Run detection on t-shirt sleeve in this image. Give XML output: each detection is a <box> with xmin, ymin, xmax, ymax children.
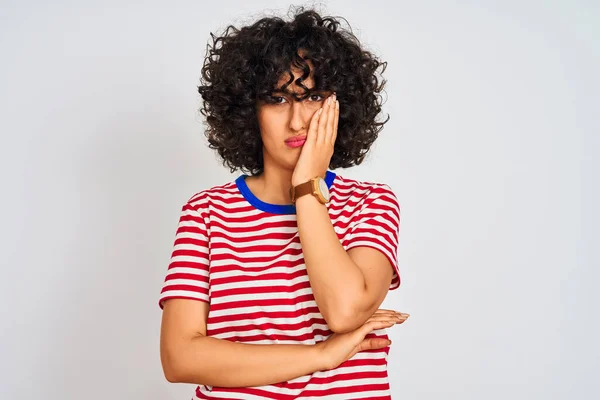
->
<box><xmin>158</xmin><ymin>200</ymin><xmax>210</xmax><ymax>309</ymax></box>
<box><xmin>345</xmin><ymin>184</ymin><xmax>401</xmax><ymax>290</ymax></box>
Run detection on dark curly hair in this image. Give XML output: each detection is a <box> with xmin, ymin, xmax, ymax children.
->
<box><xmin>197</xmin><ymin>5</ymin><xmax>390</xmax><ymax>175</ymax></box>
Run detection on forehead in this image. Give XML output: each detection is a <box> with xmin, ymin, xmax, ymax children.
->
<box><xmin>274</xmin><ymin>56</ymin><xmax>316</xmax><ymax>94</ymax></box>
<box><xmin>275</xmin><ymin>75</ymin><xmax>315</xmax><ymax>91</ymax></box>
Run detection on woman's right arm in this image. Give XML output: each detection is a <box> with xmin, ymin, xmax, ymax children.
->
<box><xmin>160</xmin><ymin>298</ymin><xmax>326</xmax><ymax>387</ymax></box>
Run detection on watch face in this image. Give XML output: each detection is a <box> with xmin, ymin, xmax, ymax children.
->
<box><xmin>318</xmin><ymin>178</ymin><xmax>330</xmax><ymax>202</ymax></box>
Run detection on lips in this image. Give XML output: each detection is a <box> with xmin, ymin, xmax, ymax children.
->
<box><xmin>285</xmin><ymin>135</ymin><xmax>307</xmax><ymax>148</ymax></box>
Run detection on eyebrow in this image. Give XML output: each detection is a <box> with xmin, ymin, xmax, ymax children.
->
<box><xmin>271</xmin><ymin>88</ymin><xmax>321</xmax><ymax>96</ymax></box>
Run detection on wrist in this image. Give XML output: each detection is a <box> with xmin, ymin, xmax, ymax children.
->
<box><xmin>291</xmin><ymin>171</ymin><xmax>326</xmax><ymax>187</ymax></box>
<box><xmin>291</xmin><ymin>176</ymin><xmax>311</xmax><ymax>187</ymax></box>
<box><xmin>311</xmin><ymin>342</ymin><xmax>331</xmax><ymax>371</ymax></box>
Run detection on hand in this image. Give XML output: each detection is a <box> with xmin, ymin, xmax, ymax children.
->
<box><xmin>315</xmin><ymin>309</ymin><xmax>410</xmax><ymax>371</ymax></box>
<box><xmin>291</xmin><ymin>93</ymin><xmax>339</xmax><ymax>187</ymax></box>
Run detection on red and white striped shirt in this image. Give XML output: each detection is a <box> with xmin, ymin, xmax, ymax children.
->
<box><xmin>159</xmin><ymin>170</ymin><xmax>401</xmax><ymax>399</ymax></box>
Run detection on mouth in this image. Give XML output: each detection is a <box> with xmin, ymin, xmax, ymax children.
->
<box><xmin>285</xmin><ymin>135</ymin><xmax>307</xmax><ymax>148</ymax></box>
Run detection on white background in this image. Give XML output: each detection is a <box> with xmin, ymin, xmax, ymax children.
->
<box><xmin>1</xmin><ymin>0</ymin><xmax>598</xmax><ymax>399</ymax></box>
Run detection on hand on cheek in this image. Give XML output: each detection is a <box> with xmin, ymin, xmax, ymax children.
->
<box><xmin>291</xmin><ymin>93</ymin><xmax>339</xmax><ymax>187</ymax></box>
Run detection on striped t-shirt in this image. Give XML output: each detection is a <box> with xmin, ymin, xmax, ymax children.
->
<box><xmin>159</xmin><ymin>170</ymin><xmax>401</xmax><ymax>399</ymax></box>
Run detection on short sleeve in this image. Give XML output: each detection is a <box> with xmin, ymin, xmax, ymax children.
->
<box><xmin>345</xmin><ymin>184</ymin><xmax>401</xmax><ymax>290</ymax></box>
<box><xmin>158</xmin><ymin>201</ymin><xmax>210</xmax><ymax>309</ymax></box>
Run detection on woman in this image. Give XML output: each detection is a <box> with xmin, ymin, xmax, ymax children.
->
<box><xmin>158</xmin><ymin>7</ymin><xmax>409</xmax><ymax>399</ymax></box>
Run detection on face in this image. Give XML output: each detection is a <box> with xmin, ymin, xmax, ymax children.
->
<box><xmin>255</xmin><ymin>58</ymin><xmax>332</xmax><ymax>173</ymax></box>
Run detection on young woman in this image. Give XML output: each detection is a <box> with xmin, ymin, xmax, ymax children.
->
<box><xmin>158</xmin><ymin>7</ymin><xmax>409</xmax><ymax>399</ymax></box>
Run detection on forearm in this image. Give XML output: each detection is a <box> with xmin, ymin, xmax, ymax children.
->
<box><xmin>295</xmin><ymin>194</ymin><xmax>369</xmax><ymax>330</ymax></box>
<box><xmin>167</xmin><ymin>335</ymin><xmax>325</xmax><ymax>387</ymax></box>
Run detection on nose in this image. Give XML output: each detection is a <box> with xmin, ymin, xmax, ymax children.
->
<box><xmin>288</xmin><ymin>100</ymin><xmax>309</xmax><ymax>133</ymax></box>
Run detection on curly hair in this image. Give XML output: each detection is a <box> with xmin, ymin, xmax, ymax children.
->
<box><xmin>197</xmin><ymin>5</ymin><xmax>390</xmax><ymax>175</ymax></box>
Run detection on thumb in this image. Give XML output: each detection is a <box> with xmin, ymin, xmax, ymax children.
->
<box><xmin>359</xmin><ymin>337</ymin><xmax>392</xmax><ymax>351</ymax></box>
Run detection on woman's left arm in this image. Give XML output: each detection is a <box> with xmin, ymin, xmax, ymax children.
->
<box><xmin>296</xmin><ymin>194</ymin><xmax>393</xmax><ymax>333</ymax></box>
<box><xmin>293</xmin><ymin>94</ymin><xmax>398</xmax><ymax>334</ymax></box>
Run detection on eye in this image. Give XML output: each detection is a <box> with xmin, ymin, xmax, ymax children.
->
<box><xmin>268</xmin><ymin>95</ymin><xmax>287</xmax><ymax>104</ymax></box>
<box><xmin>308</xmin><ymin>94</ymin><xmax>324</xmax><ymax>102</ymax></box>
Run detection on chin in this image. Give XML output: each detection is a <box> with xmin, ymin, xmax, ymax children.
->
<box><xmin>277</xmin><ymin>157</ymin><xmax>298</xmax><ymax>172</ymax></box>
<box><xmin>263</xmin><ymin>146</ymin><xmax>300</xmax><ymax>172</ymax></box>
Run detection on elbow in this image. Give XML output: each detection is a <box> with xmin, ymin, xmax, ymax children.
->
<box><xmin>161</xmin><ymin>332</ymin><xmax>211</xmax><ymax>384</ymax></box>
<box><xmin>164</xmin><ymin>370</ymin><xmax>179</xmax><ymax>384</ymax></box>
<box><xmin>162</xmin><ymin>357</ymin><xmax>182</xmax><ymax>383</ymax></box>
<box><xmin>326</xmin><ymin>309</ymin><xmax>363</xmax><ymax>334</ymax></box>
<box><xmin>323</xmin><ymin>284</ymin><xmax>372</xmax><ymax>333</ymax></box>
<box><xmin>161</xmin><ymin>346</ymin><xmax>186</xmax><ymax>383</ymax></box>
<box><xmin>328</xmin><ymin>322</ymin><xmax>354</xmax><ymax>334</ymax></box>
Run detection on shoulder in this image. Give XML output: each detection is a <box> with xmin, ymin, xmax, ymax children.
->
<box><xmin>332</xmin><ymin>173</ymin><xmax>399</xmax><ymax>208</ymax></box>
<box><xmin>183</xmin><ymin>179</ymin><xmax>241</xmax><ymax>215</ymax></box>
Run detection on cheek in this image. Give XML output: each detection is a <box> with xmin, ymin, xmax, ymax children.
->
<box><xmin>259</xmin><ymin>127</ymin><xmax>281</xmax><ymax>148</ymax></box>
<box><xmin>257</xmin><ymin>115</ymin><xmax>285</xmax><ymax>143</ymax></box>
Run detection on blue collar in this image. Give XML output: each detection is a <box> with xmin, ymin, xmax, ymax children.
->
<box><xmin>235</xmin><ymin>170</ymin><xmax>337</xmax><ymax>214</ymax></box>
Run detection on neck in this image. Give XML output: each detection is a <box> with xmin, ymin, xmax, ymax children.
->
<box><xmin>247</xmin><ymin>165</ymin><xmax>295</xmax><ymax>205</ymax></box>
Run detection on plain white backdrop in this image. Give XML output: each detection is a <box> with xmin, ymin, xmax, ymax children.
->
<box><xmin>1</xmin><ymin>0</ymin><xmax>598</xmax><ymax>399</ymax></box>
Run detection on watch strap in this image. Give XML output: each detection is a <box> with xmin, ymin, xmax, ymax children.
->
<box><xmin>290</xmin><ymin>180</ymin><xmax>315</xmax><ymax>204</ymax></box>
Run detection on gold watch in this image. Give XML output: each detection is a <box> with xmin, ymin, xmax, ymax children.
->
<box><xmin>290</xmin><ymin>176</ymin><xmax>330</xmax><ymax>204</ymax></box>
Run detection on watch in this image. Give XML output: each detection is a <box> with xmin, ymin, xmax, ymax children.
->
<box><xmin>290</xmin><ymin>176</ymin><xmax>330</xmax><ymax>204</ymax></box>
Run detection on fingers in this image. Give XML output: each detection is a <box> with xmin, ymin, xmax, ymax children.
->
<box><xmin>359</xmin><ymin>319</ymin><xmax>396</xmax><ymax>337</ymax></box>
<box><xmin>324</xmin><ymin>93</ymin><xmax>336</xmax><ymax>144</ymax></box>
<box><xmin>372</xmin><ymin>309</ymin><xmax>410</xmax><ymax>319</ymax></box>
<box><xmin>307</xmin><ymin>106</ymin><xmax>323</xmax><ymax>144</ymax></box>
<box><xmin>309</xmin><ymin>93</ymin><xmax>338</xmax><ymax>149</ymax></box>
<box><xmin>318</xmin><ymin>94</ymin><xmax>335</xmax><ymax>144</ymax></box>
<box><xmin>373</xmin><ymin>308</ymin><xmax>407</xmax><ymax>314</ymax></box>
<box><xmin>331</xmin><ymin>98</ymin><xmax>339</xmax><ymax>144</ymax></box>
<box><xmin>320</xmin><ymin>92</ymin><xmax>338</xmax><ymax>145</ymax></box>
<box><xmin>362</xmin><ymin>310</ymin><xmax>411</xmax><ymax>332</ymax></box>
<box><xmin>358</xmin><ymin>337</ymin><xmax>392</xmax><ymax>352</ymax></box>
<box><xmin>352</xmin><ymin>318</ymin><xmax>397</xmax><ymax>354</ymax></box>
<box><xmin>365</xmin><ymin>314</ymin><xmax>408</xmax><ymax>325</ymax></box>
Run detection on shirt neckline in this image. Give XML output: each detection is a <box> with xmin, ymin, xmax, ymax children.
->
<box><xmin>235</xmin><ymin>170</ymin><xmax>337</xmax><ymax>214</ymax></box>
